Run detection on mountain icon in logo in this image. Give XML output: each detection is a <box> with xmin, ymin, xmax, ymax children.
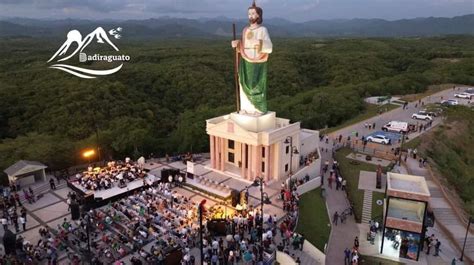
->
<box><xmin>47</xmin><ymin>27</ymin><xmax>129</xmax><ymax>79</ymax></box>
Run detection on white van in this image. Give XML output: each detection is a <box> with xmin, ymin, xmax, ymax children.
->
<box><xmin>382</xmin><ymin>121</ymin><xmax>408</xmax><ymax>133</ymax></box>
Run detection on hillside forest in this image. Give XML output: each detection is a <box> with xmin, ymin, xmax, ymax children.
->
<box><xmin>0</xmin><ymin>36</ymin><xmax>473</xmax><ymax>179</ymax></box>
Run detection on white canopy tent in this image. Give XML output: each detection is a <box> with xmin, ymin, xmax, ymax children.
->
<box><xmin>4</xmin><ymin>160</ymin><xmax>47</xmax><ymax>187</ymax></box>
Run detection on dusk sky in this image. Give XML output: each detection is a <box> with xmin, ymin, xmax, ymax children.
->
<box><xmin>0</xmin><ymin>0</ymin><xmax>472</xmax><ymax>22</ymax></box>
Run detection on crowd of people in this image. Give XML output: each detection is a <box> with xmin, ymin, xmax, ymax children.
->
<box><xmin>192</xmin><ymin>179</ymin><xmax>303</xmax><ymax>265</ymax></box>
<box><xmin>322</xmin><ymin>160</ymin><xmax>346</xmax><ymax>192</ymax></box>
<box><xmin>343</xmin><ymin>237</ymin><xmax>360</xmax><ymax>265</ymax></box>
<box><xmin>299</xmin><ymin>150</ymin><xmax>319</xmax><ymax>167</ymax></box>
<box><xmin>0</xmin><ymin>186</ymin><xmax>29</xmax><ymax>234</ymax></box>
<box><xmin>64</xmin><ymin>177</ymin><xmax>305</xmax><ymax>265</ymax></box>
<box><xmin>1</xmin><ymin>156</ymin><xmax>311</xmax><ymax>265</ymax></box>
<box><xmin>73</xmin><ymin>160</ymin><xmax>147</xmax><ymax>191</ymax></box>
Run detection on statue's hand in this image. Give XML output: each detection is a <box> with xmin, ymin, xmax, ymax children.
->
<box><xmin>231</xmin><ymin>40</ymin><xmax>240</xmax><ymax>49</ymax></box>
<box><xmin>254</xmin><ymin>43</ymin><xmax>262</xmax><ymax>53</ymax></box>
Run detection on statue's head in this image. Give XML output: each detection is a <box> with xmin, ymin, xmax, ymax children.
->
<box><xmin>248</xmin><ymin>1</ymin><xmax>263</xmax><ymax>25</ymax></box>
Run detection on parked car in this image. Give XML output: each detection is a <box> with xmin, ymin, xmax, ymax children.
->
<box><xmin>454</xmin><ymin>92</ymin><xmax>472</xmax><ymax>100</ymax></box>
<box><xmin>441</xmin><ymin>99</ymin><xmax>459</xmax><ymax>106</ymax></box>
<box><xmin>421</xmin><ymin>108</ymin><xmax>442</xmax><ymax>117</ymax></box>
<box><xmin>382</xmin><ymin>121</ymin><xmax>408</xmax><ymax>133</ymax></box>
<box><xmin>411</xmin><ymin>112</ymin><xmax>433</xmax><ymax>121</ymax></box>
<box><xmin>418</xmin><ymin>110</ymin><xmax>436</xmax><ymax>118</ymax></box>
<box><xmin>366</xmin><ymin>135</ymin><xmax>391</xmax><ymax>145</ymax></box>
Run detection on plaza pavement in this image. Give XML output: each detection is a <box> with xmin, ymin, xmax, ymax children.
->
<box><xmin>0</xmin><ymin>179</ymin><xmax>72</xmax><ymax>263</ymax></box>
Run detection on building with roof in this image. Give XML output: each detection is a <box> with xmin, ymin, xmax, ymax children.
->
<box><xmin>380</xmin><ymin>172</ymin><xmax>431</xmax><ymax>261</ymax></box>
<box><xmin>206</xmin><ymin>111</ymin><xmax>319</xmax><ymax>183</ymax></box>
<box><xmin>4</xmin><ymin>160</ymin><xmax>47</xmax><ymax>187</ymax></box>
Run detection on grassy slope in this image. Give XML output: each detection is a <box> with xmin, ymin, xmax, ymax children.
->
<box><xmin>296</xmin><ymin>188</ymin><xmax>331</xmax><ymax>251</ymax></box>
<box><xmin>418</xmin><ymin>106</ymin><xmax>474</xmax><ymax>215</ymax></box>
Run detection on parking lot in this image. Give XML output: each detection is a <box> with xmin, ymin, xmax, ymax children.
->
<box><xmin>328</xmin><ymin>86</ymin><xmax>474</xmax><ymax>148</ymax></box>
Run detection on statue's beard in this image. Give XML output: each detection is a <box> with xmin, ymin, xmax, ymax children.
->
<box><xmin>249</xmin><ymin>17</ymin><xmax>259</xmax><ymax>24</ymax></box>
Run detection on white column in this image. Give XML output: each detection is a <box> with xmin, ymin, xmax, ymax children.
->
<box><xmin>220</xmin><ymin>137</ymin><xmax>225</xmax><ymax>171</ymax></box>
<box><xmin>241</xmin><ymin>143</ymin><xmax>247</xmax><ymax>179</ymax></box>
<box><xmin>216</xmin><ymin>136</ymin><xmax>221</xmax><ymax>171</ymax></box>
<box><xmin>256</xmin><ymin>145</ymin><xmax>262</xmax><ymax>178</ymax></box>
<box><xmin>210</xmin><ymin>135</ymin><xmax>215</xmax><ymax>169</ymax></box>
<box><xmin>264</xmin><ymin>145</ymin><xmax>270</xmax><ymax>181</ymax></box>
<box><xmin>248</xmin><ymin>144</ymin><xmax>253</xmax><ymax>180</ymax></box>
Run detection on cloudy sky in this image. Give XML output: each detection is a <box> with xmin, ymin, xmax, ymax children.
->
<box><xmin>0</xmin><ymin>0</ymin><xmax>472</xmax><ymax>22</ymax></box>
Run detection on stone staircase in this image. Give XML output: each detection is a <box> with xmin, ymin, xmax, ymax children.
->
<box><xmin>18</xmin><ymin>180</ymin><xmax>67</xmax><ymax>204</ymax></box>
<box><xmin>361</xmin><ymin>190</ymin><xmax>373</xmax><ymax>224</ymax></box>
<box><xmin>428</xmin><ymin>186</ymin><xmax>443</xmax><ymax>198</ymax></box>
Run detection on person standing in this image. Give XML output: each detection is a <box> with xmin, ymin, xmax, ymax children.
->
<box><xmin>1</xmin><ymin>216</ymin><xmax>7</xmax><ymax>230</ymax></box>
<box><xmin>49</xmin><ymin>178</ymin><xmax>56</xmax><ymax>190</ymax></box>
<box><xmin>340</xmin><ymin>213</ymin><xmax>346</xmax><ymax>224</ymax></box>
<box><xmin>342</xmin><ymin>179</ymin><xmax>347</xmax><ymax>191</ymax></box>
<box><xmin>354</xmin><ymin>236</ymin><xmax>359</xmax><ymax>250</ymax></box>
<box><xmin>14</xmin><ymin>192</ymin><xmax>22</xmax><ymax>207</ymax></box>
<box><xmin>344</xmin><ymin>247</ymin><xmax>351</xmax><ymax>265</ymax></box>
<box><xmin>434</xmin><ymin>239</ymin><xmax>441</xmax><ymax>256</ymax></box>
<box><xmin>66</xmin><ymin>197</ymin><xmax>71</xmax><ymax>212</ymax></box>
<box><xmin>21</xmin><ymin>207</ymin><xmax>27</xmax><ymax>222</ymax></box>
<box><xmin>426</xmin><ymin>237</ymin><xmax>433</xmax><ymax>254</ymax></box>
<box><xmin>12</xmin><ymin>212</ymin><xmax>19</xmax><ymax>232</ymax></box>
<box><xmin>19</xmin><ymin>215</ymin><xmax>26</xmax><ymax>231</ymax></box>
<box><xmin>333</xmin><ymin>211</ymin><xmax>339</xmax><ymax>226</ymax></box>
<box><xmin>28</xmin><ymin>186</ymin><xmax>35</xmax><ymax>202</ymax></box>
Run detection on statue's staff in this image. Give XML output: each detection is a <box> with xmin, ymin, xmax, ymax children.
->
<box><xmin>232</xmin><ymin>23</ymin><xmax>240</xmax><ymax>111</ymax></box>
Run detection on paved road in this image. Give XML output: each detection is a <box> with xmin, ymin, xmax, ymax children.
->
<box><xmin>321</xmin><ymin>86</ymin><xmax>473</xmax><ymax>264</ymax></box>
<box><xmin>327</xmin><ymin>87</ymin><xmax>472</xmax><ymax>145</ymax></box>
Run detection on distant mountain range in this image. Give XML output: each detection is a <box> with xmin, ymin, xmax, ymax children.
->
<box><xmin>0</xmin><ymin>14</ymin><xmax>473</xmax><ymax>38</ymax></box>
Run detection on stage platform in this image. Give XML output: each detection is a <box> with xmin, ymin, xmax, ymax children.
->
<box><xmin>72</xmin><ymin>174</ymin><xmax>157</xmax><ymax>200</ymax></box>
<box><xmin>67</xmin><ymin>174</ymin><xmax>157</xmax><ymax>209</ymax></box>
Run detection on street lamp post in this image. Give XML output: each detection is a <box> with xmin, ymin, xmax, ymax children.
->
<box><xmin>284</xmin><ymin>136</ymin><xmax>299</xmax><ymax>192</ymax></box>
<box><xmin>252</xmin><ymin>176</ymin><xmax>271</xmax><ymax>263</ymax></box>
<box><xmin>198</xmin><ymin>199</ymin><xmax>206</xmax><ymax>265</ymax></box>
<box><xmin>398</xmin><ymin>132</ymin><xmax>406</xmax><ymax>166</ymax></box>
<box><xmin>460</xmin><ymin>216</ymin><xmax>473</xmax><ymax>262</ymax></box>
<box><xmin>82</xmin><ymin>213</ymin><xmax>92</xmax><ymax>264</ymax></box>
